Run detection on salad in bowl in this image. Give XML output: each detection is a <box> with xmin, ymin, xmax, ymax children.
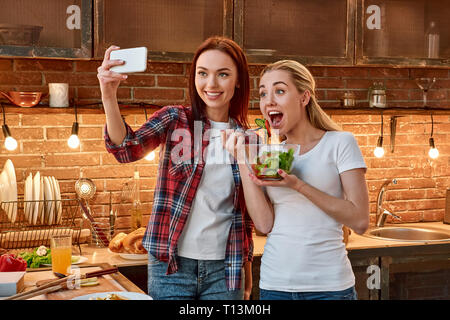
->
<box><xmin>245</xmin><ymin>144</ymin><xmax>300</xmax><ymax>180</ymax></box>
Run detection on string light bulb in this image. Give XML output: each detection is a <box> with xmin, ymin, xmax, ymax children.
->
<box><xmin>374</xmin><ymin>136</ymin><xmax>385</xmax><ymax>158</ymax></box>
<box><xmin>68</xmin><ymin>102</ymin><xmax>80</xmax><ymax>149</ymax></box>
<box><xmin>373</xmin><ymin>112</ymin><xmax>384</xmax><ymax>158</ymax></box>
<box><xmin>145</xmin><ymin>151</ymin><xmax>155</xmax><ymax>161</ymax></box>
<box><xmin>428</xmin><ymin>114</ymin><xmax>439</xmax><ymax>159</ymax></box>
<box><xmin>428</xmin><ymin>138</ymin><xmax>439</xmax><ymax>159</ymax></box>
<box><xmin>67</xmin><ymin>122</ymin><xmax>80</xmax><ymax>149</ymax></box>
<box><xmin>1</xmin><ymin>103</ymin><xmax>17</xmax><ymax>151</ymax></box>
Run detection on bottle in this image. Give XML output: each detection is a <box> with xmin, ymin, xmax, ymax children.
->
<box><xmin>425</xmin><ymin>21</ymin><xmax>439</xmax><ymax>59</ymax></box>
<box><xmin>129</xmin><ymin>169</ymin><xmax>143</xmax><ymax>231</ymax></box>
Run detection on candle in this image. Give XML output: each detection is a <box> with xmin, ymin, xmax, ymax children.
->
<box><xmin>49</xmin><ymin>83</ymin><xmax>69</xmax><ymax>108</ymax></box>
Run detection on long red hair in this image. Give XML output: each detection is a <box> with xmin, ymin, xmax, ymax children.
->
<box><xmin>188</xmin><ymin>36</ymin><xmax>250</xmax><ymax>130</ymax></box>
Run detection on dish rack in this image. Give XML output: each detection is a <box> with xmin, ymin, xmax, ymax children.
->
<box><xmin>0</xmin><ymin>197</ymin><xmax>82</xmax><ymax>252</ymax></box>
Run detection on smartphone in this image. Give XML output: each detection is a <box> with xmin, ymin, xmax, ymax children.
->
<box><xmin>110</xmin><ymin>47</ymin><xmax>148</xmax><ymax>73</ymax></box>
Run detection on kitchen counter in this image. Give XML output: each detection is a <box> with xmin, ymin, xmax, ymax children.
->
<box><xmin>67</xmin><ymin>221</ymin><xmax>450</xmax><ymax>266</ymax></box>
<box><xmin>74</xmin><ymin>246</ymin><xmax>148</xmax><ymax>268</ymax></box>
<box><xmin>252</xmin><ymin>221</ymin><xmax>450</xmax><ymax>256</ymax></box>
<box><xmin>19</xmin><ymin>264</ymin><xmax>145</xmax><ymax>300</ymax></box>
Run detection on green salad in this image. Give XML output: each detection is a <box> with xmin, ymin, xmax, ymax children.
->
<box><xmin>18</xmin><ymin>246</ymin><xmax>52</xmax><ymax>268</ymax></box>
<box><xmin>251</xmin><ymin>148</ymin><xmax>295</xmax><ymax>179</ymax></box>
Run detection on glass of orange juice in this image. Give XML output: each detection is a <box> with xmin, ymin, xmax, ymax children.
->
<box><xmin>50</xmin><ymin>235</ymin><xmax>72</xmax><ymax>276</ymax></box>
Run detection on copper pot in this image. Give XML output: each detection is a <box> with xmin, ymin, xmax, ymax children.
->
<box><xmin>0</xmin><ymin>91</ymin><xmax>46</xmax><ymax>107</ymax></box>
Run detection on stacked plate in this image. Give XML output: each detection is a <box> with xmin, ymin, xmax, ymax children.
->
<box><xmin>24</xmin><ymin>171</ymin><xmax>62</xmax><ymax>225</ymax></box>
<box><xmin>1</xmin><ymin>159</ymin><xmax>62</xmax><ymax>225</ymax></box>
<box><xmin>0</xmin><ymin>159</ymin><xmax>18</xmax><ymax>223</ymax></box>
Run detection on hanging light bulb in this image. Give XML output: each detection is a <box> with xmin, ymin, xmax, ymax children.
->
<box><xmin>428</xmin><ymin>114</ymin><xmax>438</xmax><ymax>159</ymax></box>
<box><xmin>145</xmin><ymin>151</ymin><xmax>155</xmax><ymax>161</ymax></box>
<box><xmin>428</xmin><ymin>137</ymin><xmax>439</xmax><ymax>159</ymax></box>
<box><xmin>1</xmin><ymin>103</ymin><xmax>17</xmax><ymax>151</ymax></box>
<box><xmin>3</xmin><ymin>125</ymin><xmax>18</xmax><ymax>151</ymax></box>
<box><xmin>67</xmin><ymin>103</ymin><xmax>80</xmax><ymax>149</ymax></box>
<box><xmin>373</xmin><ymin>112</ymin><xmax>384</xmax><ymax>158</ymax></box>
<box><xmin>374</xmin><ymin>136</ymin><xmax>385</xmax><ymax>158</ymax></box>
<box><xmin>67</xmin><ymin>122</ymin><xmax>80</xmax><ymax>149</ymax></box>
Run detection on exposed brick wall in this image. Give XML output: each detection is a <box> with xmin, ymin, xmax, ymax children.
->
<box><xmin>0</xmin><ymin>57</ymin><xmax>449</xmax><ymax>232</ymax></box>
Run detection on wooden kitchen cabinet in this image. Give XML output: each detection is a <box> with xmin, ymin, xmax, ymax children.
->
<box><xmin>234</xmin><ymin>0</ymin><xmax>355</xmax><ymax>65</ymax></box>
<box><xmin>356</xmin><ymin>0</ymin><xmax>450</xmax><ymax>66</ymax></box>
<box><xmin>0</xmin><ymin>0</ymin><xmax>92</xmax><ymax>58</ymax></box>
<box><xmin>94</xmin><ymin>0</ymin><xmax>233</xmax><ymax>61</ymax></box>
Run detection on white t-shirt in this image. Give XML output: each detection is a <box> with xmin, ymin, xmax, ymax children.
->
<box><xmin>177</xmin><ymin>120</ymin><xmax>235</xmax><ymax>260</ymax></box>
<box><xmin>260</xmin><ymin>131</ymin><xmax>367</xmax><ymax>292</ymax></box>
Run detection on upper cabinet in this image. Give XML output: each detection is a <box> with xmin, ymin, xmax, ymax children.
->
<box><xmin>1</xmin><ymin>0</ymin><xmax>450</xmax><ymax>67</ymax></box>
<box><xmin>234</xmin><ymin>0</ymin><xmax>355</xmax><ymax>65</ymax></box>
<box><xmin>94</xmin><ymin>0</ymin><xmax>232</xmax><ymax>61</ymax></box>
<box><xmin>356</xmin><ymin>0</ymin><xmax>450</xmax><ymax>66</ymax></box>
<box><xmin>0</xmin><ymin>0</ymin><xmax>92</xmax><ymax>58</ymax></box>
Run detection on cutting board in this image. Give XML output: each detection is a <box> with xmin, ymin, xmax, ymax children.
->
<box><xmin>23</xmin><ymin>265</ymin><xmax>140</xmax><ymax>300</ymax></box>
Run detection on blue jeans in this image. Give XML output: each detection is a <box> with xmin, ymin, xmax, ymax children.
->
<box><xmin>147</xmin><ymin>254</ymin><xmax>244</xmax><ymax>300</ymax></box>
<box><xmin>260</xmin><ymin>286</ymin><xmax>358</xmax><ymax>300</ymax></box>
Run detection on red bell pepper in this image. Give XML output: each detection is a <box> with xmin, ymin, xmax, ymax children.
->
<box><xmin>0</xmin><ymin>254</ymin><xmax>27</xmax><ymax>272</ymax></box>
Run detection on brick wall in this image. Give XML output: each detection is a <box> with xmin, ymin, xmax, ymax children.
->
<box><xmin>0</xmin><ymin>58</ymin><xmax>449</xmax><ymax>232</ymax></box>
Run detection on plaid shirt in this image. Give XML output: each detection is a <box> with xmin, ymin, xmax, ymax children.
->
<box><xmin>104</xmin><ymin>105</ymin><xmax>253</xmax><ymax>290</ymax></box>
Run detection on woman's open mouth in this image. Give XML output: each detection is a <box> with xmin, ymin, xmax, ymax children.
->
<box><xmin>268</xmin><ymin>111</ymin><xmax>284</xmax><ymax>128</ymax></box>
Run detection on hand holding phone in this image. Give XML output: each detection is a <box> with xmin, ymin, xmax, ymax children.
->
<box><xmin>110</xmin><ymin>47</ymin><xmax>148</xmax><ymax>73</ymax></box>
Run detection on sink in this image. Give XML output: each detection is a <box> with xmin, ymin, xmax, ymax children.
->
<box><xmin>364</xmin><ymin>227</ymin><xmax>450</xmax><ymax>242</ymax></box>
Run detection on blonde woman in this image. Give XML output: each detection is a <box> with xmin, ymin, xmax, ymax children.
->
<box><xmin>225</xmin><ymin>60</ymin><xmax>369</xmax><ymax>300</ymax></box>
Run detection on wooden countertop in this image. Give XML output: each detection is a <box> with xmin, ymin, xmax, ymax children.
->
<box><xmin>73</xmin><ymin>246</ymin><xmax>148</xmax><ymax>268</ymax></box>
<box><xmin>63</xmin><ymin>222</ymin><xmax>450</xmax><ymax>266</ymax></box>
<box><xmin>21</xmin><ymin>263</ymin><xmax>145</xmax><ymax>300</ymax></box>
<box><xmin>252</xmin><ymin>221</ymin><xmax>450</xmax><ymax>256</ymax></box>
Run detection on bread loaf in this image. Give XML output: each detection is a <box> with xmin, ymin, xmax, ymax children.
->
<box><xmin>108</xmin><ymin>232</ymin><xmax>127</xmax><ymax>253</ymax></box>
<box><xmin>122</xmin><ymin>228</ymin><xmax>147</xmax><ymax>254</ymax></box>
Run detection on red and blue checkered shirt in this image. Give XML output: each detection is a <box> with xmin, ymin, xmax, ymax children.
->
<box><xmin>104</xmin><ymin>105</ymin><xmax>253</xmax><ymax>290</ymax></box>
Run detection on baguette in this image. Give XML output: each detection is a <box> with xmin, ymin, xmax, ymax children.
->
<box><xmin>122</xmin><ymin>228</ymin><xmax>147</xmax><ymax>254</ymax></box>
<box><xmin>108</xmin><ymin>232</ymin><xmax>127</xmax><ymax>253</ymax></box>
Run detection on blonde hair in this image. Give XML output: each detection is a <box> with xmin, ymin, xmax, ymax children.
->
<box><xmin>260</xmin><ymin>60</ymin><xmax>341</xmax><ymax>132</ymax></box>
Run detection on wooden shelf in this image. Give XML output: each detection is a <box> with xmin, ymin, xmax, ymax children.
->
<box><xmin>250</xmin><ymin>106</ymin><xmax>450</xmax><ymax>116</ymax></box>
<box><xmin>3</xmin><ymin>102</ymin><xmax>450</xmax><ymax>116</ymax></box>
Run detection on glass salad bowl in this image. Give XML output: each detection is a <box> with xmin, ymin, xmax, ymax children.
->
<box><xmin>244</xmin><ymin>144</ymin><xmax>300</xmax><ymax>180</ymax></box>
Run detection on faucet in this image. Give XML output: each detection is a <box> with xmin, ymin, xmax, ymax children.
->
<box><xmin>375</xmin><ymin>179</ymin><xmax>401</xmax><ymax>227</ymax></box>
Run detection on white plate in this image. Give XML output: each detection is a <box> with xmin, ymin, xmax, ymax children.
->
<box><xmin>39</xmin><ymin>176</ymin><xmax>44</xmax><ymax>224</ymax></box>
<box><xmin>41</xmin><ymin>255</ymin><xmax>88</xmax><ymax>266</ymax></box>
<box><xmin>43</xmin><ymin>176</ymin><xmax>54</xmax><ymax>225</ymax></box>
<box><xmin>3</xmin><ymin>160</ymin><xmax>17</xmax><ymax>223</ymax></box>
<box><xmin>32</xmin><ymin>172</ymin><xmax>40</xmax><ymax>225</ymax></box>
<box><xmin>24</xmin><ymin>173</ymin><xmax>33</xmax><ymax>224</ymax></box>
<box><xmin>0</xmin><ymin>170</ymin><xmax>9</xmax><ymax>212</ymax></box>
<box><xmin>72</xmin><ymin>291</ymin><xmax>152</xmax><ymax>300</ymax></box>
<box><xmin>107</xmin><ymin>248</ymin><xmax>148</xmax><ymax>260</ymax></box>
<box><xmin>51</xmin><ymin>176</ymin><xmax>62</xmax><ymax>224</ymax></box>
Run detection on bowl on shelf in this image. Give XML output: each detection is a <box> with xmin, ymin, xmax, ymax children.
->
<box><xmin>245</xmin><ymin>144</ymin><xmax>300</xmax><ymax>180</ymax></box>
<box><xmin>0</xmin><ymin>24</ymin><xmax>43</xmax><ymax>46</ymax></box>
<box><xmin>0</xmin><ymin>91</ymin><xmax>46</xmax><ymax>107</ymax></box>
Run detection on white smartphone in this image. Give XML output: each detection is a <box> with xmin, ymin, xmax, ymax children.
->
<box><xmin>110</xmin><ymin>47</ymin><xmax>148</xmax><ymax>73</ymax></box>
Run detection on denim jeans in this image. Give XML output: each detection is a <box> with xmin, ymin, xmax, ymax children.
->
<box><xmin>259</xmin><ymin>286</ymin><xmax>358</xmax><ymax>300</ymax></box>
<box><xmin>147</xmin><ymin>254</ymin><xmax>244</xmax><ymax>300</ymax></box>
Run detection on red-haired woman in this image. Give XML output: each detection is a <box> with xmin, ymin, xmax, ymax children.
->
<box><xmin>97</xmin><ymin>37</ymin><xmax>253</xmax><ymax>300</ymax></box>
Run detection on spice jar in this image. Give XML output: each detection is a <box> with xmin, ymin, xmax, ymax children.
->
<box><xmin>368</xmin><ymin>82</ymin><xmax>387</xmax><ymax>108</ymax></box>
<box><xmin>341</xmin><ymin>92</ymin><xmax>356</xmax><ymax>107</ymax></box>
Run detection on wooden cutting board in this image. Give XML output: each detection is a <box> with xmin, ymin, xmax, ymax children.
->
<box><xmin>43</xmin><ymin>274</ymin><xmax>126</xmax><ymax>300</ymax></box>
<box><xmin>23</xmin><ymin>264</ymin><xmax>143</xmax><ymax>300</ymax></box>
